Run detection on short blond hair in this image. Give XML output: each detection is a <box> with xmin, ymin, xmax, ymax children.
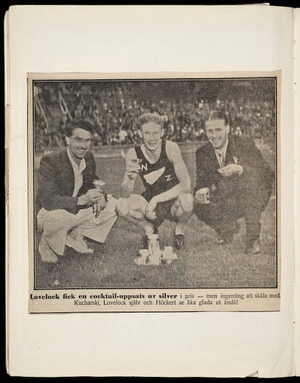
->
<box><xmin>137</xmin><ymin>113</ymin><xmax>163</xmax><ymax>130</ymax></box>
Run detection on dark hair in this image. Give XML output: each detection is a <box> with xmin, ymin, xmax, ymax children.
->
<box><xmin>206</xmin><ymin>110</ymin><xmax>230</xmax><ymax>126</ymax></box>
<box><xmin>65</xmin><ymin>119</ymin><xmax>95</xmax><ymax>137</ymax></box>
<box><xmin>137</xmin><ymin>113</ymin><xmax>163</xmax><ymax>130</ymax></box>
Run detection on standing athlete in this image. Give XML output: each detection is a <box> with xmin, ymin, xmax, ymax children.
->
<box><xmin>116</xmin><ymin>113</ymin><xmax>193</xmax><ymax>250</ymax></box>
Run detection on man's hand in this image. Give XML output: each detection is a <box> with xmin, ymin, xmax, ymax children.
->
<box><xmin>126</xmin><ymin>161</ymin><xmax>140</xmax><ymax>180</ymax></box>
<box><xmin>93</xmin><ymin>194</ymin><xmax>107</xmax><ymax>218</ymax></box>
<box><xmin>77</xmin><ymin>189</ymin><xmax>103</xmax><ymax>206</ymax></box>
<box><xmin>145</xmin><ymin>198</ymin><xmax>157</xmax><ymax>220</ymax></box>
<box><xmin>218</xmin><ymin>164</ymin><xmax>243</xmax><ymax>177</ymax></box>
<box><xmin>195</xmin><ymin>188</ymin><xmax>210</xmax><ymax>204</ymax></box>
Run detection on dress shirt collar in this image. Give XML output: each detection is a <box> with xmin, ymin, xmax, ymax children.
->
<box><xmin>67</xmin><ymin>148</ymin><xmax>86</xmax><ymax>173</ymax></box>
<box><xmin>214</xmin><ymin>137</ymin><xmax>229</xmax><ymax>168</ymax></box>
<box><xmin>67</xmin><ymin>148</ymin><xmax>86</xmax><ymax>197</ymax></box>
<box><xmin>214</xmin><ymin>136</ymin><xmax>229</xmax><ymax>157</ymax></box>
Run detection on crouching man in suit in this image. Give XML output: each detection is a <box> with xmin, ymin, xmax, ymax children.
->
<box><xmin>36</xmin><ymin>119</ymin><xmax>118</xmax><ymax>263</ymax></box>
<box><xmin>194</xmin><ymin>111</ymin><xmax>274</xmax><ymax>255</ymax></box>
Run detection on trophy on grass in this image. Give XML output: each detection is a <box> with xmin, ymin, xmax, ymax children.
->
<box><xmin>134</xmin><ymin>233</ymin><xmax>178</xmax><ymax>266</ymax></box>
<box><xmin>120</xmin><ymin>149</ymin><xmax>178</xmax><ymax>266</ymax></box>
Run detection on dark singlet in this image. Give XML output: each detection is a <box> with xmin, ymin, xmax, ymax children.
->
<box><xmin>135</xmin><ymin>140</ymin><xmax>179</xmax><ymax>201</ymax></box>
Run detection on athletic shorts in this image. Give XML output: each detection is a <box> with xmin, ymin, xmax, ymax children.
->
<box><xmin>142</xmin><ymin>191</ymin><xmax>177</xmax><ymax>229</ymax></box>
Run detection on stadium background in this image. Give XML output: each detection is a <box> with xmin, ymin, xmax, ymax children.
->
<box><xmin>33</xmin><ymin>79</ymin><xmax>277</xmax><ymax>290</ymax></box>
<box><xmin>34</xmin><ymin>78</ymin><xmax>276</xmax><ymax>151</ymax></box>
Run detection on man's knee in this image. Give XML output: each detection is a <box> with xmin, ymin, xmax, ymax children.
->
<box><xmin>105</xmin><ymin>197</ymin><xmax>118</xmax><ymax>213</ymax></box>
<box><xmin>37</xmin><ymin>208</ymin><xmax>76</xmax><ymax>236</ymax></box>
<box><xmin>177</xmin><ymin>192</ymin><xmax>194</xmax><ymax>214</ymax></box>
<box><xmin>48</xmin><ymin>208</ymin><xmax>74</xmax><ymax>219</ymax></box>
<box><xmin>116</xmin><ymin>195</ymin><xmax>147</xmax><ymax>219</ymax></box>
<box><xmin>38</xmin><ymin>208</ymin><xmax>75</xmax><ymax>227</ymax></box>
<box><xmin>91</xmin><ymin>198</ymin><xmax>118</xmax><ymax>224</ymax></box>
<box><xmin>116</xmin><ymin>198</ymin><xmax>130</xmax><ymax>217</ymax></box>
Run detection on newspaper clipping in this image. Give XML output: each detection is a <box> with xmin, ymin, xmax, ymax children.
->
<box><xmin>28</xmin><ymin>72</ymin><xmax>280</xmax><ymax>313</ymax></box>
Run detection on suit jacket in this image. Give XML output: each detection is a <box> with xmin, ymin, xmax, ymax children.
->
<box><xmin>195</xmin><ymin>136</ymin><xmax>274</xmax><ymax>202</ymax></box>
<box><xmin>36</xmin><ymin>149</ymin><xmax>98</xmax><ymax>214</ymax></box>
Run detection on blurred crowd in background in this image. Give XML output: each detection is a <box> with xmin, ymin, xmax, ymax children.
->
<box><xmin>34</xmin><ymin>80</ymin><xmax>276</xmax><ymax>152</ymax></box>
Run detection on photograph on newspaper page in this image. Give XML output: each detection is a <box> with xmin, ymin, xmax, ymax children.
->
<box><xmin>28</xmin><ymin>72</ymin><xmax>280</xmax><ymax>313</ymax></box>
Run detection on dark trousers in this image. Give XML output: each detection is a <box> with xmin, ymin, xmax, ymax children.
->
<box><xmin>194</xmin><ymin>185</ymin><xmax>272</xmax><ymax>246</ymax></box>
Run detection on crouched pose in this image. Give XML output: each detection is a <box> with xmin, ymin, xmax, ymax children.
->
<box><xmin>36</xmin><ymin>119</ymin><xmax>117</xmax><ymax>263</ymax></box>
<box><xmin>116</xmin><ymin>113</ymin><xmax>193</xmax><ymax>250</ymax></box>
<box><xmin>194</xmin><ymin>111</ymin><xmax>274</xmax><ymax>255</ymax></box>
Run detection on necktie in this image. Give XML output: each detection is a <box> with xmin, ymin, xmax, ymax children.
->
<box><xmin>218</xmin><ymin>152</ymin><xmax>225</xmax><ymax>168</ymax></box>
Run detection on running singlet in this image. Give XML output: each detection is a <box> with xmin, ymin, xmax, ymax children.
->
<box><xmin>135</xmin><ymin>140</ymin><xmax>179</xmax><ymax>200</ymax></box>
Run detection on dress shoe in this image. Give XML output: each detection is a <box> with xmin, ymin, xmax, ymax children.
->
<box><xmin>65</xmin><ymin>234</ymin><xmax>93</xmax><ymax>254</ymax></box>
<box><xmin>245</xmin><ymin>239</ymin><xmax>261</xmax><ymax>255</ymax></box>
<box><xmin>217</xmin><ymin>221</ymin><xmax>240</xmax><ymax>245</ymax></box>
<box><xmin>174</xmin><ymin>233</ymin><xmax>185</xmax><ymax>250</ymax></box>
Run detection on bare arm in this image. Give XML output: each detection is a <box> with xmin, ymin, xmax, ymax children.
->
<box><xmin>120</xmin><ymin>148</ymin><xmax>138</xmax><ymax>198</ymax></box>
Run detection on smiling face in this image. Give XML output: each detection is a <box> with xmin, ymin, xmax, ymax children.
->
<box><xmin>66</xmin><ymin>127</ymin><xmax>92</xmax><ymax>164</ymax></box>
<box><xmin>139</xmin><ymin>122</ymin><xmax>164</xmax><ymax>152</ymax></box>
<box><xmin>205</xmin><ymin>119</ymin><xmax>230</xmax><ymax>149</ymax></box>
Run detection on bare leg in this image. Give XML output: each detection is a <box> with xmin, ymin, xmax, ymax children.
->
<box><xmin>116</xmin><ymin>194</ymin><xmax>154</xmax><ymax>236</ymax></box>
<box><xmin>171</xmin><ymin>192</ymin><xmax>194</xmax><ymax>235</ymax></box>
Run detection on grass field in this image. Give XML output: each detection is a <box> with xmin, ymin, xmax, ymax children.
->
<box><xmin>34</xmin><ymin>140</ymin><xmax>277</xmax><ymax>290</ymax></box>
